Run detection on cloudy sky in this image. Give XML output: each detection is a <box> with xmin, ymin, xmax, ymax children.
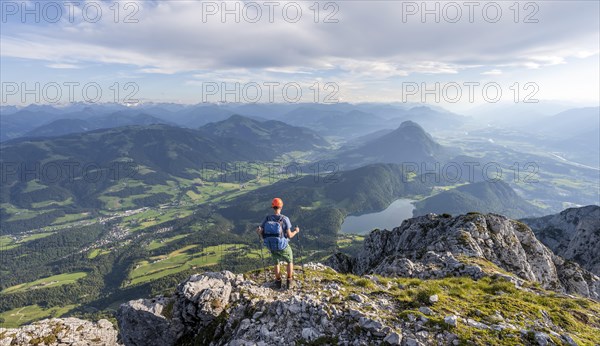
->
<box><xmin>1</xmin><ymin>0</ymin><xmax>598</xmax><ymax>109</ymax></box>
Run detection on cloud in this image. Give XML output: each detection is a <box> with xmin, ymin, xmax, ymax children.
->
<box><xmin>528</xmin><ymin>55</ymin><xmax>566</xmax><ymax>66</ymax></box>
<box><xmin>482</xmin><ymin>69</ymin><xmax>502</xmax><ymax>75</ymax></box>
<box><xmin>263</xmin><ymin>67</ymin><xmax>313</xmax><ymax>75</ymax></box>
<box><xmin>1</xmin><ymin>1</ymin><xmax>598</xmax><ymax>77</ymax></box>
<box><xmin>573</xmin><ymin>50</ymin><xmax>599</xmax><ymax>59</ymax></box>
<box><xmin>46</xmin><ymin>63</ymin><xmax>81</xmax><ymax>69</ymax></box>
<box><xmin>409</xmin><ymin>62</ymin><xmax>461</xmax><ymax>74</ymax></box>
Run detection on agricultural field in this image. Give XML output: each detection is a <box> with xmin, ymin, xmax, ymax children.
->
<box><xmin>126</xmin><ymin>208</ymin><xmax>194</xmax><ymax>232</ymax></box>
<box><xmin>127</xmin><ymin>244</ymin><xmax>261</xmax><ymax>286</ymax></box>
<box><xmin>0</xmin><ymin>304</ymin><xmax>79</xmax><ymax>328</ymax></box>
<box><xmin>30</xmin><ymin>198</ymin><xmax>74</xmax><ymax>209</ymax></box>
<box><xmin>51</xmin><ymin>212</ymin><xmax>91</xmax><ymax>225</ymax></box>
<box><xmin>0</xmin><ymin>232</ymin><xmax>55</xmax><ymax>251</ymax></box>
<box><xmin>1</xmin><ymin>272</ymin><xmax>88</xmax><ymax>295</ymax></box>
<box><xmin>147</xmin><ymin>234</ymin><xmax>190</xmax><ymax>250</ymax></box>
<box><xmin>1</xmin><ymin>203</ymin><xmax>39</xmax><ymax>222</ymax></box>
<box><xmin>87</xmin><ymin>248</ymin><xmax>111</xmax><ymax>259</ymax></box>
<box><xmin>337</xmin><ymin>234</ymin><xmax>365</xmax><ymax>249</ymax></box>
<box><xmin>22</xmin><ymin>180</ymin><xmax>47</xmax><ymax>193</ymax></box>
<box><xmin>336</xmin><ymin>234</ymin><xmax>366</xmax><ymax>257</ymax></box>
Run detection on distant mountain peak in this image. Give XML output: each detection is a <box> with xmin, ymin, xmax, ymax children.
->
<box><xmin>227</xmin><ymin>113</ymin><xmax>249</xmax><ymax>121</ymax></box>
<box><xmin>334</xmin><ymin>120</ymin><xmax>444</xmax><ymax>168</ymax></box>
<box><xmin>398</xmin><ymin>120</ymin><xmax>424</xmax><ymax>129</ymax></box>
<box><xmin>385</xmin><ymin>120</ymin><xmax>436</xmax><ymax>143</ymax></box>
<box><xmin>199</xmin><ymin>114</ymin><xmax>329</xmax><ymax>153</ymax></box>
<box><xmin>408</xmin><ymin>105</ymin><xmax>431</xmax><ymax>111</ymax></box>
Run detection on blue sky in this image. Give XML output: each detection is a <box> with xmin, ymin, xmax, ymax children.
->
<box><xmin>1</xmin><ymin>0</ymin><xmax>599</xmax><ymax>110</ymax></box>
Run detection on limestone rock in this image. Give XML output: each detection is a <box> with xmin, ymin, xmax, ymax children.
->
<box><xmin>524</xmin><ymin>205</ymin><xmax>600</xmax><ymax>276</ymax></box>
<box><xmin>350</xmin><ymin>213</ymin><xmax>600</xmax><ymax>299</ymax></box>
<box><xmin>0</xmin><ymin>317</ymin><xmax>119</xmax><ymax>345</ymax></box>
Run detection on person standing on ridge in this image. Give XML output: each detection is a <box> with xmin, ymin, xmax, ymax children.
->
<box><xmin>257</xmin><ymin>197</ymin><xmax>300</xmax><ymax>289</ymax></box>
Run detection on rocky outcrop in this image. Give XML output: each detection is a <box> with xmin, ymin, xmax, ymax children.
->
<box><xmin>337</xmin><ymin>213</ymin><xmax>600</xmax><ymax>300</ymax></box>
<box><xmin>116</xmin><ymin>266</ymin><xmax>398</xmax><ymax>346</ymax></box>
<box><xmin>116</xmin><ymin>266</ymin><xmax>462</xmax><ymax>346</ymax></box>
<box><xmin>0</xmin><ymin>317</ymin><xmax>120</xmax><ymax>345</ymax></box>
<box><xmin>117</xmin><ymin>271</ymin><xmax>243</xmax><ymax>346</ymax></box>
<box><xmin>523</xmin><ymin>205</ymin><xmax>600</xmax><ymax>276</ymax></box>
<box><xmin>116</xmin><ymin>264</ymin><xmax>600</xmax><ymax>346</ymax></box>
<box><xmin>117</xmin><ymin>296</ymin><xmax>181</xmax><ymax>346</ymax></box>
<box><xmin>324</xmin><ymin>252</ymin><xmax>354</xmax><ymax>273</ymax></box>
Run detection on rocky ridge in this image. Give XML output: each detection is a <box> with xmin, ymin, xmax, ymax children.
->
<box><xmin>115</xmin><ymin>263</ymin><xmax>600</xmax><ymax>346</ymax></box>
<box><xmin>523</xmin><ymin>205</ymin><xmax>600</xmax><ymax>276</ymax></box>
<box><xmin>2</xmin><ymin>264</ymin><xmax>599</xmax><ymax>345</ymax></box>
<box><xmin>329</xmin><ymin>212</ymin><xmax>600</xmax><ymax>300</ymax></box>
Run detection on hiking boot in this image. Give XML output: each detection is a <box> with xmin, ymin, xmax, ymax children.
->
<box><xmin>274</xmin><ymin>278</ymin><xmax>282</xmax><ymax>289</ymax></box>
<box><xmin>286</xmin><ymin>278</ymin><xmax>295</xmax><ymax>290</ymax></box>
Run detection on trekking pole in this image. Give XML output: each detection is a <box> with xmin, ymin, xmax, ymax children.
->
<box><xmin>257</xmin><ymin>229</ymin><xmax>268</xmax><ymax>284</ymax></box>
<box><xmin>296</xmin><ymin>225</ymin><xmax>305</xmax><ymax>285</ymax></box>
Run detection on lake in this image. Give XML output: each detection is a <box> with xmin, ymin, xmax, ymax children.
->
<box><xmin>340</xmin><ymin>198</ymin><xmax>415</xmax><ymax>235</ymax></box>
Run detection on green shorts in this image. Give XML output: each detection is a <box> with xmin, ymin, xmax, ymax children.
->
<box><xmin>270</xmin><ymin>244</ymin><xmax>293</xmax><ymax>264</ymax></box>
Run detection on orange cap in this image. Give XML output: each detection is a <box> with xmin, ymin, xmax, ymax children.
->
<box><xmin>271</xmin><ymin>198</ymin><xmax>283</xmax><ymax>208</ymax></box>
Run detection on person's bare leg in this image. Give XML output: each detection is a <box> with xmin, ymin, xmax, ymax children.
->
<box><xmin>287</xmin><ymin>262</ymin><xmax>294</xmax><ymax>279</ymax></box>
<box><xmin>274</xmin><ymin>263</ymin><xmax>281</xmax><ymax>280</ymax></box>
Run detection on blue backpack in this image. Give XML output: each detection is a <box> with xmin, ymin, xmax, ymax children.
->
<box><xmin>263</xmin><ymin>215</ymin><xmax>289</xmax><ymax>251</ymax></box>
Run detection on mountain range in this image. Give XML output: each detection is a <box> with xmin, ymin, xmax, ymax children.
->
<box><xmin>1</xmin><ymin>103</ymin><xmax>467</xmax><ymax>142</ymax></box>
<box><xmin>0</xmin><ymin>124</ymin><xmax>272</xmax><ymax>230</ymax></box>
<box><xmin>464</xmin><ymin>106</ymin><xmax>600</xmax><ymax>167</ymax></box>
<box><xmin>1</xmin><ymin>115</ymin><xmax>327</xmax><ymax>201</ymax></box>
<box><xmin>22</xmin><ymin>112</ymin><xmax>170</xmax><ymax>139</ymax></box>
<box><xmin>540</xmin><ymin>107</ymin><xmax>600</xmax><ymax>166</ymax></box>
<box><xmin>3</xmin><ymin>112</ymin><xmax>592</xmax><ymax>236</ymax></box>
